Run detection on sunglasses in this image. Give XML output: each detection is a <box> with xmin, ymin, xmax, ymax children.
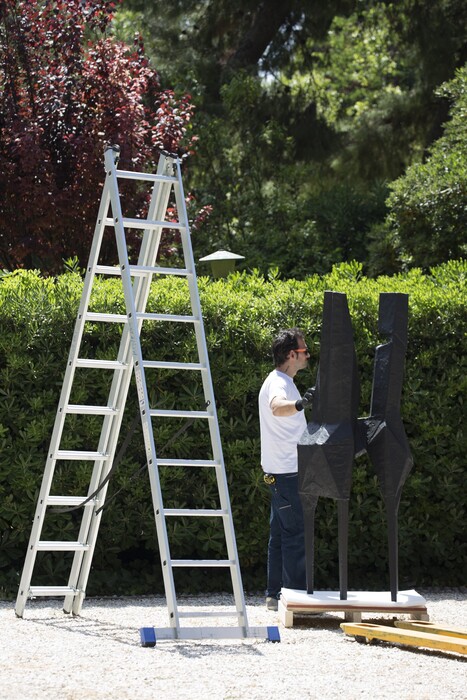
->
<box><xmin>295</xmin><ymin>347</ymin><xmax>310</xmax><ymax>355</ymax></box>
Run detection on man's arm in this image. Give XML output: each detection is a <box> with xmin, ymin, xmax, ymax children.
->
<box><xmin>270</xmin><ymin>397</ymin><xmax>300</xmax><ymax>416</ymax></box>
<box><xmin>270</xmin><ymin>387</ymin><xmax>315</xmax><ymax>416</ymax></box>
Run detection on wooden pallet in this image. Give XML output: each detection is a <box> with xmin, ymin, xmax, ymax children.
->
<box><xmin>394</xmin><ymin>620</ymin><xmax>467</xmax><ymax>639</ymax></box>
<box><xmin>278</xmin><ymin>589</ymin><xmax>428</xmax><ymax>628</ymax></box>
<box><xmin>341</xmin><ymin>621</ymin><xmax>467</xmax><ymax>655</ymax></box>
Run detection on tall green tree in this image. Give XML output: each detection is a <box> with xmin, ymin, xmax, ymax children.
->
<box><xmin>383</xmin><ymin>66</ymin><xmax>467</xmax><ymax>269</ymax></box>
<box><xmin>110</xmin><ymin>2</ymin><xmax>467</xmax><ymax>274</ymax></box>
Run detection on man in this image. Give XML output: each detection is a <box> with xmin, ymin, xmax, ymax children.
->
<box><xmin>258</xmin><ymin>328</ymin><xmax>315</xmax><ymax>611</ymax></box>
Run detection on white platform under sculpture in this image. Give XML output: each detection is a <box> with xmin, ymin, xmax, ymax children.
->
<box><xmin>278</xmin><ymin>588</ymin><xmax>429</xmax><ymax>628</ymax></box>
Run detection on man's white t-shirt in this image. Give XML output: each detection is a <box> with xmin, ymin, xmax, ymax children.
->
<box><xmin>259</xmin><ymin>369</ymin><xmax>306</xmax><ymax>474</ymax></box>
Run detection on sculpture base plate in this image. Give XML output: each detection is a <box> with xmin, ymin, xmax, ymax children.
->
<box><xmin>278</xmin><ymin>589</ymin><xmax>428</xmax><ymax>628</ymax></box>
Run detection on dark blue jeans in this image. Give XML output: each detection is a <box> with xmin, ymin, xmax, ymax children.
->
<box><xmin>266</xmin><ymin>472</ymin><xmax>306</xmax><ymax>598</ymax></box>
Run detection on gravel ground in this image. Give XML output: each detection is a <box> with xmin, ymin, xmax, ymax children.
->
<box><xmin>1</xmin><ymin>588</ymin><xmax>465</xmax><ymax>699</ymax></box>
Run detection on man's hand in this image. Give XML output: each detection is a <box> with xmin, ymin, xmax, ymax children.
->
<box><xmin>295</xmin><ymin>387</ymin><xmax>315</xmax><ymax>411</ymax></box>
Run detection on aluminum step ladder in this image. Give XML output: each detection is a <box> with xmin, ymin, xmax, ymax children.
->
<box><xmin>15</xmin><ymin>146</ymin><xmax>279</xmax><ymax>644</ymax></box>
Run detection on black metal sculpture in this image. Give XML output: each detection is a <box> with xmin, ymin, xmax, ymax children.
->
<box><xmin>297</xmin><ymin>291</ymin><xmax>412</xmax><ymax>601</ymax></box>
<box><xmin>297</xmin><ymin>292</ymin><xmax>360</xmax><ymax>599</ymax></box>
<box><xmin>360</xmin><ymin>293</ymin><xmax>413</xmax><ymax>601</ymax></box>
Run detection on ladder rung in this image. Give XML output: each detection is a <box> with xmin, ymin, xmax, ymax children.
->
<box><xmin>93</xmin><ymin>264</ymin><xmax>192</xmax><ymax>279</ymax></box>
<box><xmin>143</xmin><ymin>361</ymin><xmax>205</xmax><ymax>371</ymax></box>
<box><xmin>115</xmin><ymin>169</ymin><xmax>177</xmax><ymax>183</ymax></box>
<box><xmin>29</xmin><ymin>586</ymin><xmax>79</xmax><ymax>597</ymax></box>
<box><xmin>105</xmin><ymin>216</ymin><xmax>185</xmax><ymax>232</ymax></box>
<box><xmin>85</xmin><ymin>312</ymin><xmax>127</xmax><ymax>323</ymax></box>
<box><xmin>36</xmin><ymin>541</ymin><xmax>90</xmax><ymax>551</ymax></box>
<box><xmin>134</xmin><ymin>263</ymin><xmax>193</xmax><ymax>277</ymax></box>
<box><xmin>129</xmin><ymin>264</ymin><xmax>192</xmax><ymax>277</ymax></box>
<box><xmin>46</xmin><ymin>496</ymin><xmax>94</xmax><ymax>507</ymax></box>
<box><xmin>178</xmin><ymin>611</ymin><xmax>238</xmax><ymax>618</ymax></box>
<box><xmin>66</xmin><ymin>405</ymin><xmax>118</xmax><ymax>416</ymax></box>
<box><xmin>55</xmin><ymin>450</ymin><xmax>109</xmax><ymax>461</ymax></box>
<box><xmin>75</xmin><ymin>359</ymin><xmax>128</xmax><ymax>370</ymax></box>
<box><xmin>94</xmin><ymin>265</ymin><xmax>123</xmax><ymax>276</ymax></box>
<box><xmin>157</xmin><ymin>459</ymin><xmax>219</xmax><ymax>468</ymax></box>
<box><xmin>171</xmin><ymin>559</ymin><xmax>234</xmax><ymax>567</ymax></box>
<box><xmin>149</xmin><ymin>409</ymin><xmax>211</xmax><ymax>419</ymax></box>
<box><xmin>132</xmin><ymin>264</ymin><xmax>190</xmax><ymax>277</ymax></box>
<box><xmin>164</xmin><ymin>509</ymin><xmax>228</xmax><ymax>517</ymax></box>
<box><xmin>136</xmin><ymin>313</ymin><xmax>200</xmax><ymax>324</ymax></box>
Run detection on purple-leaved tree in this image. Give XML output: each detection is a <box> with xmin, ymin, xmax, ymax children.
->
<box><xmin>0</xmin><ymin>0</ymin><xmax>196</xmax><ymax>272</ymax></box>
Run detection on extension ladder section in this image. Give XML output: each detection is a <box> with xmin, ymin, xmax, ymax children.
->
<box><xmin>341</xmin><ymin>621</ymin><xmax>467</xmax><ymax>655</ymax></box>
<box><xmin>15</xmin><ymin>146</ymin><xmax>278</xmax><ymax>644</ymax></box>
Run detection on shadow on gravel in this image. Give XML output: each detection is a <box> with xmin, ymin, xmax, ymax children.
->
<box><xmin>12</xmin><ymin>598</ymin><xmax>272</xmax><ymax>656</ymax></box>
<box><xmin>20</xmin><ymin>615</ymin><xmax>140</xmax><ymax>647</ymax></box>
<box><xmin>154</xmin><ymin>642</ymin><xmax>266</xmax><ymax>658</ymax></box>
<box><xmin>22</xmin><ymin>616</ymin><xmax>269</xmax><ymax>656</ymax></box>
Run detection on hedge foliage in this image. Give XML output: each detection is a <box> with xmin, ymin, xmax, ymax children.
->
<box><xmin>0</xmin><ymin>261</ymin><xmax>465</xmax><ymax>599</ymax></box>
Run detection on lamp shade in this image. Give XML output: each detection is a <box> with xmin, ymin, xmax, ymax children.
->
<box><xmin>198</xmin><ymin>250</ymin><xmax>245</xmax><ymax>278</ymax></box>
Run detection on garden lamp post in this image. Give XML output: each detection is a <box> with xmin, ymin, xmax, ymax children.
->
<box><xmin>198</xmin><ymin>250</ymin><xmax>245</xmax><ymax>278</ymax></box>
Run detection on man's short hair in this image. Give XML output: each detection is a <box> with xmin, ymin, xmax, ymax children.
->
<box><xmin>272</xmin><ymin>328</ymin><xmax>304</xmax><ymax>366</ymax></box>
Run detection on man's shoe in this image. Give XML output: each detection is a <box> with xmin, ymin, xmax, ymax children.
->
<box><xmin>266</xmin><ymin>596</ymin><xmax>279</xmax><ymax>611</ymax></box>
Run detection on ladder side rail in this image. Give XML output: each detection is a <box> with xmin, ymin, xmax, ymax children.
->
<box><xmin>64</xmin><ymin>160</ymin><xmax>140</xmax><ymax>612</ymax></box>
<box><xmin>67</xmin><ymin>329</ymin><xmax>143</xmax><ymax>613</ymax></box>
<box><xmin>191</xmin><ymin>297</ymin><xmax>249</xmax><ymax>629</ymax></box>
<box><xmin>67</xmin><ymin>151</ymin><xmax>174</xmax><ymax>613</ymax></box>
<box><xmin>131</xmin><ymin>152</ymin><xmax>172</xmax><ymax>281</ymax></box>
<box><xmin>65</xmin><ymin>339</ymin><xmax>132</xmax><ymax>614</ymax></box>
<box><xmin>172</xmin><ymin>159</ymin><xmax>249</xmax><ymax>630</ymax></box>
<box><xmin>105</xmin><ymin>150</ymin><xmax>180</xmax><ymax>629</ymax></box>
<box><xmin>15</xmin><ymin>181</ymin><xmax>113</xmax><ymax>618</ymax></box>
<box><xmin>172</xmin><ymin>163</ymin><xmax>236</xmax><ymax>503</ymax></box>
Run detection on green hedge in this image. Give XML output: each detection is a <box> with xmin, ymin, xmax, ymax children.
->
<box><xmin>0</xmin><ymin>260</ymin><xmax>465</xmax><ymax>598</ymax></box>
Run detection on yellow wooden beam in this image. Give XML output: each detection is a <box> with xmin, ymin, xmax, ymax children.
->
<box><xmin>395</xmin><ymin>620</ymin><xmax>467</xmax><ymax>639</ymax></box>
<box><xmin>340</xmin><ymin>622</ymin><xmax>467</xmax><ymax>655</ymax></box>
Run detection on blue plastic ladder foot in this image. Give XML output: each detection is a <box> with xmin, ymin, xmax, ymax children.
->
<box><xmin>140</xmin><ymin>627</ymin><xmax>157</xmax><ymax>647</ymax></box>
<box><xmin>267</xmin><ymin>626</ymin><xmax>281</xmax><ymax>642</ymax></box>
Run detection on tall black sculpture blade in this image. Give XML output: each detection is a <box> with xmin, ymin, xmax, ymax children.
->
<box><xmin>298</xmin><ymin>291</ymin><xmax>359</xmax><ymax>598</ymax></box>
<box><xmin>362</xmin><ymin>293</ymin><xmax>413</xmax><ymax>601</ymax></box>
